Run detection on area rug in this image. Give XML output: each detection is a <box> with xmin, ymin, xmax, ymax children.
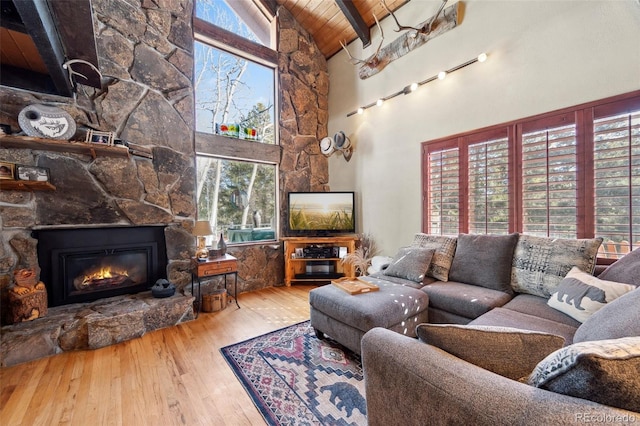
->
<box><xmin>221</xmin><ymin>321</ymin><xmax>366</xmax><ymax>425</ymax></box>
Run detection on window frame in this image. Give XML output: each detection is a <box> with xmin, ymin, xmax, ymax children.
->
<box><xmin>193</xmin><ymin>14</ymin><xmax>280</xmax><ymax>245</ymax></box>
<box><xmin>421</xmin><ymin>90</ymin><xmax>640</xmax><ymax>259</ymax></box>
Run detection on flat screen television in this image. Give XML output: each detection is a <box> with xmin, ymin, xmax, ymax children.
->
<box><xmin>287</xmin><ymin>191</ymin><xmax>355</xmax><ymax>235</ymax></box>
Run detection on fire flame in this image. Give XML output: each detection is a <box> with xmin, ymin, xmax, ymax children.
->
<box><xmin>81</xmin><ymin>267</ymin><xmax>129</xmax><ymax>285</ymax></box>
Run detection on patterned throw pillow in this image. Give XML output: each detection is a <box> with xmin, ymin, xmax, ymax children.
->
<box><xmin>383</xmin><ymin>247</ymin><xmax>435</xmax><ymax>283</ymax></box>
<box><xmin>547</xmin><ymin>267</ymin><xmax>635</xmax><ymax>323</ymax></box>
<box><xmin>511</xmin><ymin>235</ymin><xmax>602</xmax><ymax>298</ymax></box>
<box><xmin>528</xmin><ymin>337</ymin><xmax>640</xmax><ymax>412</ymax></box>
<box><xmin>411</xmin><ymin>234</ymin><xmax>457</xmax><ymax>281</ymax></box>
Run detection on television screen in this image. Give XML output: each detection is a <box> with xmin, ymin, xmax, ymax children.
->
<box><xmin>288</xmin><ymin>192</ymin><xmax>355</xmax><ymax>235</ymax></box>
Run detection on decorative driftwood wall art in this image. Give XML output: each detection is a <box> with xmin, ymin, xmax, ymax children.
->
<box><xmin>352</xmin><ymin>2</ymin><xmax>461</xmax><ymax>80</ymax></box>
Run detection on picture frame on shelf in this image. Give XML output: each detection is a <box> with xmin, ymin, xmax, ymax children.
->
<box><xmin>16</xmin><ymin>165</ymin><xmax>50</xmax><ymax>182</ymax></box>
<box><xmin>85</xmin><ymin>129</ymin><xmax>115</xmax><ymax>146</ymax></box>
<box><xmin>0</xmin><ymin>161</ymin><xmax>15</xmax><ymax>180</ymax></box>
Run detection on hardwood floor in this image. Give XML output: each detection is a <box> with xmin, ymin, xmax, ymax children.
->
<box><xmin>0</xmin><ymin>285</ymin><xmax>318</xmax><ymax>426</ymax></box>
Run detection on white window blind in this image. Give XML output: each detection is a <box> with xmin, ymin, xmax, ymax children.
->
<box><xmin>521</xmin><ymin>124</ymin><xmax>577</xmax><ymax>238</ymax></box>
<box><xmin>428</xmin><ymin>148</ymin><xmax>460</xmax><ymax>235</ymax></box>
<box><xmin>594</xmin><ymin>111</ymin><xmax>640</xmax><ymax>258</ymax></box>
<box><xmin>468</xmin><ymin>137</ymin><xmax>509</xmax><ymax>234</ymax></box>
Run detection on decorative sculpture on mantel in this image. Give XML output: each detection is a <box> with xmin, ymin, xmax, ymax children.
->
<box><xmin>341</xmin><ymin>0</ymin><xmax>461</xmax><ymax>80</ymax></box>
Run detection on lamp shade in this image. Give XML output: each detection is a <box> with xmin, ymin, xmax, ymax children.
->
<box><xmin>192</xmin><ymin>220</ymin><xmax>213</xmax><ymax>236</ymax></box>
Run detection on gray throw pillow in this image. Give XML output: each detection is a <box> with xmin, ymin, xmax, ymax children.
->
<box><xmin>528</xmin><ymin>337</ymin><xmax>640</xmax><ymax>413</ymax></box>
<box><xmin>411</xmin><ymin>234</ymin><xmax>457</xmax><ymax>281</ymax></box>
<box><xmin>449</xmin><ymin>233</ymin><xmax>518</xmax><ymax>293</ymax></box>
<box><xmin>383</xmin><ymin>247</ymin><xmax>435</xmax><ymax>283</ymax></box>
<box><xmin>573</xmin><ymin>287</ymin><xmax>640</xmax><ymax>343</ymax></box>
<box><xmin>598</xmin><ymin>248</ymin><xmax>640</xmax><ymax>287</ymax></box>
<box><xmin>416</xmin><ymin>323</ymin><xmax>565</xmax><ymax>381</ymax></box>
<box><xmin>511</xmin><ymin>235</ymin><xmax>603</xmax><ymax>298</ymax></box>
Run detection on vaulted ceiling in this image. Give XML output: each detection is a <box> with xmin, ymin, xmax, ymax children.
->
<box><xmin>271</xmin><ymin>0</ymin><xmax>408</xmax><ymax>59</ymax></box>
<box><xmin>0</xmin><ymin>0</ymin><xmax>412</xmax><ymax>96</ymax></box>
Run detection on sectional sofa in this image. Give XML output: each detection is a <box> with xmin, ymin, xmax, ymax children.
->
<box><xmin>355</xmin><ymin>233</ymin><xmax>640</xmax><ymax>424</ymax></box>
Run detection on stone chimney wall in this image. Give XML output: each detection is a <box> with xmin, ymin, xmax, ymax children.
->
<box><xmin>0</xmin><ymin>0</ymin><xmax>197</xmax><ymax>311</ymax></box>
<box><xmin>277</xmin><ymin>6</ymin><xmax>330</xmax><ymax>234</ymax></box>
<box><xmin>0</xmin><ymin>1</ymin><xmax>329</xmax><ymax>313</ymax></box>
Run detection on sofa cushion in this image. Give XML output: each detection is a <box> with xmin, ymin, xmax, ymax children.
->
<box><xmin>502</xmin><ymin>294</ymin><xmax>580</xmax><ymax>328</ymax></box>
<box><xmin>573</xmin><ymin>287</ymin><xmax>640</xmax><ymax>343</ymax></box>
<box><xmin>421</xmin><ymin>281</ymin><xmax>512</xmax><ymax>320</ymax></box>
<box><xmin>383</xmin><ymin>247</ymin><xmax>435</xmax><ymax>283</ymax></box>
<box><xmin>510</xmin><ymin>235</ymin><xmax>602</xmax><ymax>298</ymax></box>
<box><xmin>597</xmin><ymin>248</ymin><xmax>640</xmax><ymax>286</ymax></box>
<box><xmin>547</xmin><ymin>267</ymin><xmax>635</xmax><ymax>323</ymax></box>
<box><xmin>411</xmin><ymin>234</ymin><xmax>457</xmax><ymax>281</ymax></box>
<box><xmin>528</xmin><ymin>337</ymin><xmax>640</xmax><ymax>413</ymax></box>
<box><xmin>416</xmin><ymin>323</ymin><xmax>565</xmax><ymax>381</ymax></box>
<box><xmin>449</xmin><ymin>233</ymin><xmax>519</xmax><ymax>293</ymax></box>
<box><xmin>469</xmin><ymin>307</ymin><xmax>578</xmax><ymax>345</ymax></box>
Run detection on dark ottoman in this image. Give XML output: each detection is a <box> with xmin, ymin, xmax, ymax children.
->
<box><xmin>309</xmin><ymin>279</ymin><xmax>429</xmax><ymax>354</ymax></box>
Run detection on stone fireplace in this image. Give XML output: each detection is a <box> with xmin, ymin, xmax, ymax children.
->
<box><xmin>0</xmin><ymin>0</ymin><xmax>327</xmax><ymax>366</ymax></box>
<box><xmin>35</xmin><ymin>226</ymin><xmax>167</xmax><ymax>307</ymax></box>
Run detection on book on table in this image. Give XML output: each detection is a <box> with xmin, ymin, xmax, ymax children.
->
<box><xmin>331</xmin><ymin>277</ymin><xmax>379</xmax><ymax>295</ymax></box>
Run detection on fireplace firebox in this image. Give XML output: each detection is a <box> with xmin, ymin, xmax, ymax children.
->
<box><xmin>35</xmin><ymin>226</ymin><xmax>167</xmax><ymax>307</ymax></box>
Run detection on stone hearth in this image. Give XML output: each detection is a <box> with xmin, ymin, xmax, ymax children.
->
<box><xmin>0</xmin><ymin>291</ymin><xmax>194</xmax><ymax>367</ymax></box>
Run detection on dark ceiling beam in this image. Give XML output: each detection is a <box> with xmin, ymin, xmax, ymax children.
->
<box><xmin>12</xmin><ymin>0</ymin><xmax>73</xmax><ymax>97</ymax></box>
<box><xmin>47</xmin><ymin>0</ymin><xmax>101</xmax><ymax>89</ymax></box>
<box><xmin>335</xmin><ymin>0</ymin><xmax>371</xmax><ymax>48</ymax></box>
<box><xmin>256</xmin><ymin>0</ymin><xmax>278</xmax><ymax>18</ymax></box>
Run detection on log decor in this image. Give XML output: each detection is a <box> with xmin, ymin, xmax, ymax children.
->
<box><xmin>356</xmin><ymin>2</ymin><xmax>460</xmax><ymax>80</ymax></box>
<box><xmin>7</xmin><ymin>268</ymin><xmax>48</xmax><ymax>324</ymax></box>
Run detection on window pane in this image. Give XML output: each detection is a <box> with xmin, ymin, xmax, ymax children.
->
<box><xmin>522</xmin><ymin>124</ymin><xmax>577</xmax><ymax>238</ymax></box>
<box><xmin>468</xmin><ymin>137</ymin><xmax>509</xmax><ymax>234</ymax></box>
<box><xmin>196</xmin><ymin>157</ymin><xmax>276</xmax><ymax>244</ymax></box>
<box><xmin>196</xmin><ymin>0</ymin><xmax>269</xmax><ymax>46</ymax></box>
<box><xmin>594</xmin><ymin>110</ymin><xmax>640</xmax><ymax>259</ymax></box>
<box><xmin>428</xmin><ymin>148</ymin><xmax>459</xmax><ymax>235</ymax></box>
<box><xmin>194</xmin><ymin>42</ymin><xmax>275</xmax><ymax>144</ymax></box>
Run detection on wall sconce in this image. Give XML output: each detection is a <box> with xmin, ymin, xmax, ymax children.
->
<box><xmin>192</xmin><ymin>220</ymin><xmax>213</xmax><ymax>260</ymax></box>
<box><xmin>320</xmin><ymin>131</ymin><xmax>353</xmax><ymax>162</ymax></box>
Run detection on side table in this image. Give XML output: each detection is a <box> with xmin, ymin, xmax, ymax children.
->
<box><xmin>191</xmin><ymin>254</ymin><xmax>239</xmax><ymax>317</ymax></box>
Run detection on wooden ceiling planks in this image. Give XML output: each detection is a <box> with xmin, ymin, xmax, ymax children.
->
<box><xmin>275</xmin><ymin>0</ymin><xmax>409</xmax><ymax>58</ymax></box>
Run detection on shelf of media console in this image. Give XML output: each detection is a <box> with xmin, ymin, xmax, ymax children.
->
<box><xmin>293</xmin><ymin>272</ymin><xmax>345</xmax><ymax>280</ymax></box>
<box><xmin>291</xmin><ymin>257</ymin><xmax>343</xmax><ymax>261</ymax></box>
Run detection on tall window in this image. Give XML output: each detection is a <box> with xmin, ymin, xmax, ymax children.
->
<box><xmin>194</xmin><ymin>0</ymin><xmax>278</xmax><ymax>244</ymax></box>
<box><xmin>593</xmin><ymin>109</ymin><xmax>640</xmax><ymax>257</ymax></box>
<box><xmin>468</xmin><ymin>136</ymin><xmax>509</xmax><ymax>234</ymax></box>
<box><xmin>521</xmin><ymin>122</ymin><xmax>577</xmax><ymax>238</ymax></box>
<box><xmin>422</xmin><ymin>91</ymin><xmax>640</xmax><ymax>259</ymax></box>
<box><xmin>426</xmin><ymin>147</ymin><xmax>460</xmax><ymax>235</ymax></box>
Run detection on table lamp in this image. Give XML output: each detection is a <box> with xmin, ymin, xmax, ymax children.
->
<box><xmin>192</xmin><ymin>220</ymin><xmax>213</xmax><ymax>260</ymax></box>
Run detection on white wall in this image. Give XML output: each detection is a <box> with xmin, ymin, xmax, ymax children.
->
<box><xmin>327</xmin><ymin>0</ymin><xmax>640</xmax><ymax>254</ymax></box>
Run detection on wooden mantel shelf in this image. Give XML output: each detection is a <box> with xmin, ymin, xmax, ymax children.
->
<box><xmin>0</xmin><ymin>135</ymin><xmax>130</xmax><ymax>159</ymax></box>
<box><xmin>0</xmin><ymin>180</ymin><xmax>56</xmax><ymax>191</ymax></box>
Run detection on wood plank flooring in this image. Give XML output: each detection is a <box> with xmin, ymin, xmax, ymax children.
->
<box><xmin>0</xmin><ymin>285</ymin><xmax>318</xmax><ymax>426</ymax></box>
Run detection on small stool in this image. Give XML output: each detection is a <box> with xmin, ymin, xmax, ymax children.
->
<box><xmin>309</xmin><ymin>279</ymin><xmax>429</xmax><ymax>354</ymax></box>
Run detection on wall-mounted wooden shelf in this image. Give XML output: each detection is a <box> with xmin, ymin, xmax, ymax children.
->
<box><xmin>0</xmin><ymin>135</ymin><xmax>130</xmax><ymax>159</ymax></box>
<box><xmin>0</xmin><ymin>180</ymin><xmax>56</xmax><ymax>191</ymax></box>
